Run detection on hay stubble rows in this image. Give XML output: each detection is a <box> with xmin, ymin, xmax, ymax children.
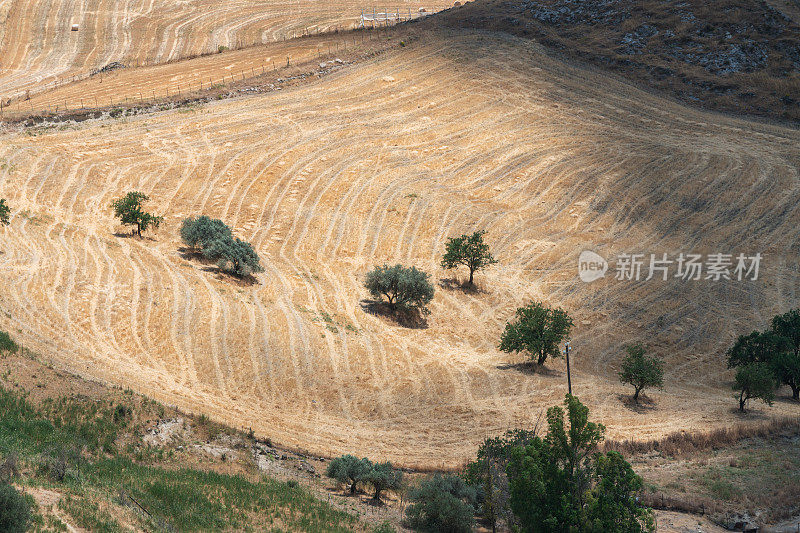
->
<box><xmin>1</xmin><ymin>30</ymin><xmax>799</xmax><ymax>467</ymax></box>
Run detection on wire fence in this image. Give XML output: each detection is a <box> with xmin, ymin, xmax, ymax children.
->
<box><xmin>0</xmin><ymin>27</ymin><xmax>409</xmax><ymax>120</ymax></box>
<box><xmin>0</xmin><ymin>6</ymin><xmax>450</xmax><ymax>120</ymax></box>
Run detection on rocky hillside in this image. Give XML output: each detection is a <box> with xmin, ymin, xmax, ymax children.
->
<box><xmin>440</xmin><ymin>0</ymin><xmax>800</xmax><ymax>121</ymax></box>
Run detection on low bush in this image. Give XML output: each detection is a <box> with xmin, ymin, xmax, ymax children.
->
<box><xmin>0</xmin><ymin>330</ymin><xmax>18</xmax><ymax>354</ymax></box>
<box><xmin>405</xmin><ymin>474</ymin><xmax>477</xmax><ymax>533</ymax></box>
<box><xmin>0</xmin><ymin>483</ymin><xmax>31</xmax><ymax>533</ymax></box>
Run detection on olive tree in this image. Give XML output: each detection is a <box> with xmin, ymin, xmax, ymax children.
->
<box><xmin>110</xmin><ymin>191</ymin><xmax>163</xmax><ymax>237</ymax></box>
<box><xmin>203</xmin><ymin>236</ymin><xmax>264</xmax><ymax>277</ymax></box>
<box><xmin>405</xmin><ymin>474</ymin><xmax>477</xmax><ymax>533</ymax></box>
<box><xmin>499</xmin><ymin>301</ymin><xmax>573</xmax><ymax>367</ymax></box>
<box><xmin>180</xmin><ymin>216</ymin><xmax>232</xmax><ymax>252</ymax></box>
<box><xmin>361</xmin><ymin>461</ymin><xmax>402</xmax><ymax>502</ymax></box>
<box><xmin>364</xmin><ymin>264</ymin><xmax>434</xmax><ymax>315</ymax></box>
<box><xmin>618</xmin><ymin>344</ymin><xmax>664</xmax><ymax>404</ymax></box>
<box><xmin>0</xmin><ymin>199</ymin><xmax>10</xmax><ymax>226</ymax></box>
<box><xmin>325</xmin><ymin>455</ymin><xmax>371</xmax><ymax>494</ymax></box>
<box><xmin>733</xmin><ymin>362</ymin><xmax>776</xmax><ymax>412</ymax></box>
<box><xmin>771</xmin><ymin>309</ymin><xmax>800</xmax><ymax>400</ymax></box>
<box><xmin>726</xmin><ymin>330</ymin><xmax>788</xmax><ymax>368</ymax></box>
<box><xmin>441</xmin><ymin>230</ymin><xmax>497</xmax><ymax>285</ymax></box>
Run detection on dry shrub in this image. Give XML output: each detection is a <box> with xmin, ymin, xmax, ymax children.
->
<box><xmin>603</xmin><ymin>417</ymin><xmax>800</xmax><ymax>457</ymax></box>
<box><xmin>639</xmin><ymin>491</ymin><xmax>720</xmax><ymax>515</ymax></box>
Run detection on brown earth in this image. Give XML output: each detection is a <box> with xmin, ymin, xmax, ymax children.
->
<box><xmin>437</xmin><ymin>0</ymin><xmax>800</xmax><ymax>122</ymax></box>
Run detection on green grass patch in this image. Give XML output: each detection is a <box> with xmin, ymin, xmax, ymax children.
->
<box><xmin>0</xmin><ymin>384</ymin><xmax>362</xmax><ymax>532</ymax></box>
<box><xmin>77</xmin><ymin>457</ymin><xmax>358</xmax><ymax>532</ymax></box>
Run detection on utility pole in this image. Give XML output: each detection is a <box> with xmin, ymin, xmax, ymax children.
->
<box><xmin>564</xmin><ymin>341</ymin><xmax>572</xmax><ymax>395</ymax></box>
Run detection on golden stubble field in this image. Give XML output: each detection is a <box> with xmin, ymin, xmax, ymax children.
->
<box><xmin>1</xmin><ymin>29</ymin><xmax>799</xmax><ymax>468</ymax></box>
<box><xmin>0</xmin><ymin>0</ymin><xmax>429</xmax><ymax>101</ymax></box>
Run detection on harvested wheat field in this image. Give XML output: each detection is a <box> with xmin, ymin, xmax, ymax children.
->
<box><xmin>0</xmin><ymin>0</ymin><xmax>430</xmax><ymax>101</ymax></box>
<box><xmin>1</xmin><ymin>29</ymin><xmax>799</xmax><ymax>468</ymax></box>
<box><xmin>15</xmin><ymin>32</ymin><xmax>374</xmax><ymax>115</ymax></box>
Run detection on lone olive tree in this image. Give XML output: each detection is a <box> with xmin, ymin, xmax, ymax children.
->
<box><xmin>733</xmin><ymin>362</ymin><xmax>776</xmax><ymax>412</ymax></box>
<box><xmin>499</xmin><ymin>301</ymin><xmax>572</xmax><ymax>367</ymax></box>
<box><xmin>618</xmin><ymin>343</ymin><xmax>664</xmax><ymax>404</ymax></box>
<box><xmin>180</xmin><ymin>215</ymin><xmax>232</xmax><ymax>253</ymax></box>
<box><xmin>364</xmin><ymin>264</ymin><xmax>434</xmax><ymax>315</ymax></box>
<box><xmin>361</xmin><ymin>461</ymin><xmax>403</xmax><ymax>502</ymax></box>
<box><xmin>111</xmin><ymin>191</ymin><xmax>163</xmax><ymax>237</ymax></box>
<box><xmin>326</xmin><ymin>455</ymin><xmax>371</xmax><ymax>494</ymax></box>
<box><xmin>0</xmin><ymin>199</ymin><xmax>10</xmax><ymax>226</ymax></box>
<box><xmin>441</xmin><ymin>230</ymin><xmax>497</xmax><ymax>285</ymax></box>
<box><xmin>203</xmin><ymin>236</ymin><xmax>264</xmax><ymax>277</ymax></box>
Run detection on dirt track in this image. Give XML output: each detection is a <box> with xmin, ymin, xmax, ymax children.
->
<box><xmin>1</xmin><ymin>29</ymin><xmax>799</xmax><ymax>468</ymax></box>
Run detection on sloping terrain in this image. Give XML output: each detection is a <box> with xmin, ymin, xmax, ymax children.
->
<box><xmin>1</xmin><ymin>28</ymin><xmax>799</xmax><ymax>469</ymax></box>
<box><xmin>439</xmin><ymin>0</ymin><xmax>800</xmax><ymax>121</ymax></box>
<box><xmin>0</xmin><ymin>0</ymin><xmax>426</xmax><ymax>101</ymax></box>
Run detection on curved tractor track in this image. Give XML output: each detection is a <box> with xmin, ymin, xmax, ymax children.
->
<box><xmin>0</xmin><ymin>0</ymin><xmax>422</xmax><ymax>101</ymax></box>
<box><xmin>1</xmin><ymin>30</ymin><xmax>799</xmax><ymax>468</ymax></box>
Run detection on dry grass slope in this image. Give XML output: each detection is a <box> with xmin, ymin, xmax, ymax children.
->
<box><xmin>0</xmin><ymin>0</ymin><xmax>424</xmax><ymax>101</ymax></box>
<box><xmin>1</xmin><ymin>28</ymin><xmax>799</xmax><ymax>468</ymax></box>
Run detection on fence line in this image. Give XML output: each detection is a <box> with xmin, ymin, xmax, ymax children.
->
<box><xmin>0</xmin><ymin>23</ymin><xmax>413</xmax><ymax>120</ymax></box>
<box><xmin>0</xmin><ymin>6</ymin><xmax>449</xmax><ymax>117</ymax></box>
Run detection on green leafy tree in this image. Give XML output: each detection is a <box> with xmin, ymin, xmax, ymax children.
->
<box><xmin>180</xmin><ymin>216</ymin><xmax>232</xmax><ymax>252</ymax></box>
<box><xmin>726</xmin><ymin>330</ymin><xmax>789</xmax><ymax>368</ymax></box>
<box><xmin>0</xmin><ymin>483</ymin><xmax>31</xmax><ymax>533</ymax></box>
<box><xmin>110</xmin><ymin>191</ymin><xmax>163</xmax><ymax>237</ymax></box>
<box><xmin>203</xmin><ymin>236</ymin><xmax>264</xmax><ymax>277</ymax></box>
<box><xmin>405</xmin><ymin>474</ymin><xmax>477</xmax><ymax>533</ymax></box>
<box><xmin>325</xmin><ymin>455</ymin><xmax>372</xmax><ymax>494</ymax></box>
<box><xmin>0</xmin><ymin>330</ymin><xmax>18</xmax><ymax>354</ymax></box>
<box><xmin>771</xmin><ymin>351</ymin><xmax>800</xmax><ymax>401</ymax></box>
<box><xmin>585</xmin><ymin>451</ymin><xmax>655</xmax><ymax>532</ymax></box>
<box><xmin>499</xmin><ymin>302</ymin><xmax>573</xmax><ymax>366</ymax></box>
<box><xmin>733</xmin><ymin>362</ymin><xmax>777</xmax><ymax>412</ymax></box>
<box><xmin>771</xmin><ymin>309</ymin><xmax>800</xmax><ymax>400</ymax></box>
<box><xmin>441</xmin><ymin>230</ymin><xmax>498</xmax><ymax>285</ymax></box>
<box><xmin>618</xmin><ymin>344</ymin><xmax>664</xmax><ymax>404</ymax></box>
<box><xmin>361</xmin><ymin>461</ymin><xmax>403</xmax><ymax>502</ymax></box>
<box><xmin>507</xmin><ymin>395</ymin><xmax>653</xmax><ymax>532</ymax></box>
<box><xmin>0</xmin><ymin>199</ymin><xmax>10</xmax><ymax>226</ymax></box>
<box><xmin>463</xmin><ymin>429</ymin><xmax>539</xmax><ymax>532</ymax></box>
<box><xmin>364</xmin><ymin>265</ymin><xmax>434</xmax><ymax>315</ymax></box>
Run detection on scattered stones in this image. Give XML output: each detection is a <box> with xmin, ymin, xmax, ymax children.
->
<box><xmin>719</xmin><ymin>512</ymin><xmax>759</xmax><ymax>532</ymax></box>
<box><xmin>525</xmin><ymin>0</ymin><xmax>632</xmax><ymax>26</ymax></box>
<box><xmin>619</xmin><ymin>24</ymin><xmax>659</xmax><ymax>55</ymax></box>
<box><xmin>143</xmin><ymin>417</ymin><xmax>189</xmax><ymax>447</ymax></box>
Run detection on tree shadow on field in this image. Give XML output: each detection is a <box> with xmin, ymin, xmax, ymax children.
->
<box><xmin>497</xmin><ymin>361</ymin><xmax>563</xmax><ymax>377</ymax></box>
<box><xmin>180</xmin><ymin>247</ymin><xmax>258</xmax><ymax>286</ymax></box>
<box><xmin>775</xmin><ymin>391</ymin><xmax>800</xmax><ymax>405</ymax></box>
<box><xmin>359</xmin><ymin>299</ymin><xmax>428</xmax><ymax>329</ymax></box>
<box><xmin>617</xmin><ymin>393</ymin><xmax>657</xmax><ymax>413</ymax></box>
<box><xmin>438</xmin><ymin>277</ymin><xmax>487</xmax><ymax>295</ymax></box>
<box><xmin>112</xmin><ymin>230</ymin><xmax>155</xmax><ymax>240</ymax></box>
<box><xmin>177</xmin><ymin>246</ymin><xmax>211</xmax><ymax>262</ymax></box>
<box><xmin>730</xmin><ymin>406</ymin><xmax>771</xmax><ymax>420</ymax></box>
